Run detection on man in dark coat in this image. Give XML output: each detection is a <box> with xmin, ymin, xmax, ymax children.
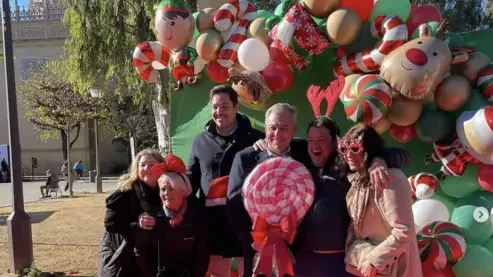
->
<box><xmin>187</xmin><ymin>84</ymin><xmax>265</xmax><ymax>276</ymax></box>
<box><xmin>227</xmin><ymin>103</ymin><xmax>311</xmax><ymax>276</ymax></box>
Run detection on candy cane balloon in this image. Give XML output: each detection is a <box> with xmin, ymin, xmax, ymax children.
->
<box><xmin>132</xmin><ymin>41</ymin><xmax>170</xmax><ymax>83</ymax></box>
<box><xmin>334</xmin><ymin>15</ymin><xmax>408</xmax><ymax>76</ymax></box>
<box><xmin>478</xmin><ymin>64</ymin><xmax>493</xmax><ymax>102</ymax></box>
<box><xmin>408</xmin><ymin>172</ymin><xmax>439</xmax><ymax>200</ymax></box>
<box><xmin>213</xmin><ymin>0</ymin><xmax>257</xmax><ymax>68</ymax></box>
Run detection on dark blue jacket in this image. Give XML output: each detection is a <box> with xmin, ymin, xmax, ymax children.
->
<box><xmin>187</xmin><ymin>114</ymin><xmax>264</xmax><ymax>257</ymax></box>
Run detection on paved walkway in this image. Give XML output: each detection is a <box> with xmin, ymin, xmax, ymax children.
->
<box><xmin>0</xmin><ymin>179</ymin><xmax>118</xmax><ymax>207</ymax></box>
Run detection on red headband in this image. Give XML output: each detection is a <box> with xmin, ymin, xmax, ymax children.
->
<box><xmin>151</xmin><ymin>153</ymin><xmax>186</xmax><ymax>178</ymax></box>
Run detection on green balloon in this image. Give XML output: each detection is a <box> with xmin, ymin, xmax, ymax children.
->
<box><xmin>192</xmin><ymin>11</ymin><xmax>200</xmax><ymax>39</ymax></box>
<box><xmin>456</xmin><ymin>89</ymin><xmax>490</xmax><ymax>116</ymax></box>
<box><xmin>370</xmin><ymin>0</ymin><xmax>411</xmax><ymax>22</ymax></box>
<box><xmin>415</xmin><ymin>109</ymin><xmax>455</xmax><ymax>144</ymax></box>
<box><xmin>441</xmin><ymin>166</ymin><xmax>481</xmax><ymax>198</ymax></box>
<box><xmin>410</xmin><ymin>22</ymin><xmax>440</xmax><ymax>40</ymax></box>
<box><xmin>485</xmin><ymin>237</ymin><xmax>493</xmax><ymax>253</ymax></box>
<box><xmin>257</xmin><ymin>9</ymin><xmax>273</xmax><ymax>19</ymax></box>
<box><xmin>446</xmin><ymin>32</ymin><xmax>466</xmax><ymax>46</ymax></box>
<box><xmin>452</xmin><ymin>244</ymin><xmax>493</xmax><ymax>277</ymax></box>
<box><xmin>451</xmin><ymin>205</ymin><xmax>492</xmax><ymax>245</ymax></box>
<box><xmin>312</xmin><ymin>16</ymin><xmax>326</xmax><ymax>26</ymax></box>
<box><xmin>455</xmin><ymin>190</ymin><xmax>493</xmax><ymax>212</ymax></box>
<box><xmin>432</xmin><ymin>190</ymin><xmax>457</xmax><ymax>215</ymax></box>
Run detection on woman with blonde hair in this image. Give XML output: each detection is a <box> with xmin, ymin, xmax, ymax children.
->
<box><xmin>340</xmin><ymin>124</ymin><xmax>422</xmax><ymax>277</ymax></box>
<box><xmin>98</xmin><ymin>149</ymin><xmax>166</xmax><ymax>277</ymax></box>
<box><xmin>135</xmin><ymin>153</ymin><xmax>209</xmax><ymax>277</ymax></box>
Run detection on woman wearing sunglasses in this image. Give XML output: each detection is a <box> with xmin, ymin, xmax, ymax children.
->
<box><xmin>341</xmin><ymin>123</ymin><xmax>421</xmax><ymax>277</ymax></box>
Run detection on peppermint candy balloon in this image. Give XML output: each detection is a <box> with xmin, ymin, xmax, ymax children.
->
<box><xmin>418</xmin><ymin>221</ymin><xmax>467</xmax><ymax>269</ymax></box>
<box><xmin>342</xmin><ymin>74</ymin><xmax>393</xmax><ymax>124</ymax></box>
<box><xmin>242</xmin><ymin>157</ymin><xmax>315</xmax><ymax>225</ymax></box>
<box><xmin>408</xmin><ymin>172</ymin><xmax>439</xmax><ymax>200</ymax></box>
<box><xmin>478</xmin><ymin>63</ymin><xmax>493</xmax><ymax>102</ymax></box>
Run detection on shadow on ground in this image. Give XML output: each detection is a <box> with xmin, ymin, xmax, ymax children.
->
<box><xmin>0</xmin><ymin>211</ymin><xmax>55</xmax><ymax>226</ymax></box>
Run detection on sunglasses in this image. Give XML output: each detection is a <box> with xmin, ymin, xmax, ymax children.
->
<box><xmin>337</xmin><ymin>140</ymin><xmax>363</xmax><ymax>155</ymax></box>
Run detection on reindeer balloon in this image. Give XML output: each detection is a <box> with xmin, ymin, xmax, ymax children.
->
<box><xmin>132</xmin><ymin>0</ymin><xmax>200</xmax><ymax>90</ymax></box>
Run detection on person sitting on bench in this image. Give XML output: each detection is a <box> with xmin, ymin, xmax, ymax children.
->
<box><xmin>40</xmin><ymin>170</ymin><xmax>59</xmax><ymax>198</ymax></box>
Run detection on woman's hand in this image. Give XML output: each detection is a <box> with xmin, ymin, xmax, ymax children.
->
<box><xmin>358</xmin><ymin>260</ymin><xmax>377</xmax><ymax>277</ymax></box>
<box><xmin>253</xmin><ymin>139</ymin><xmax>268</xmax><ymax>151</ymax></box>
<box><xmin>138</xmin><ymin>213</ymin><xmax>156</xmax><ymax>230</ymax></box>
<box><xmin>369</xmin><ymin>157</ymin><xmax>390</xmax><ymax>190</ymax></box>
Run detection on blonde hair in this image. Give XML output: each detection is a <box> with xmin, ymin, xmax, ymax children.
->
<box><xmin>158</xmin><ymin>172</ymin><xmax>192</xmax><ymax>197</ymax></box>
<box><xmin>117</xmin><ymin>149</ymin><xmax>166</xmax><ymax>191</ymax></box>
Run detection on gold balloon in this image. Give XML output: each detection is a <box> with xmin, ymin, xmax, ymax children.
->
<box><xmin>340</xmin><ymin>74</ymin><xmax>362</xmax><ymax>101</ymax></box>
<box><xmin>326</xmin><ymin>8</ymin><xmax>362</xmax><ymax>46</ymax></box>
<box><xmin>197</xmin><ymin>8</ymin><xmax>216</xmax><ymax>32</ymax></box>
<box><xmin>302</xmin><ymin>0</ymin><xmax>340</xmax><ymax>18</ymax></box>
<box><xmin>195</xmin><ymin>29</ymin><xmax>223</xmax><ymax>62</ymax></box>
<box><xmin>247</xmin><ymin>18</ymin><xmax>272</xmax><ymax>46</ymax></box>
<box><xmin>372</xmin><ymin>117</ymin><xmax>392</xmax><ymax>134</ymax></box>
<box><xmin>435</xmin><ymin>75</ymin><xmax>472</xmax><ymax>111</ymax></box>
<box><xmin>233</xmin><ymin>61</ymin><xmax>246</xmax><ymax>71</ymax></box>
<box><xmin>458</xmin><ymin>51</ymin><xmax>492</xmax><ymax>84</ymax></box>
<box><xmin>387</xmin><ymin>96</ymin><xmax>423</xmax><ymax>126</ymax></box>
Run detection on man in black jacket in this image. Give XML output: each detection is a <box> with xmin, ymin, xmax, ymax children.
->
<box><xmin>227</xmin><ymin>103</ymin><xmax>311</xmax><ymax>276</ymax></box>
<box><xmin>187</xmin><ymin>84</ymin><xmax>265</xmax><ymax>277</ymax></box>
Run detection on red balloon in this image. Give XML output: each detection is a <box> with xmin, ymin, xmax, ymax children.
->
<box><xmin>262</xmin><ymin>63</ymin><xmax>294</xmax><ymax>93</ymax></box>
<box><xmin>207</xmin><ymin>61</ymin><xmax>229</xmax><ymax>84</ymax></box>
<box><xmin>478</xmin><ymin>164</ymin><xmax>493</xmax><ymax>192</ymax></box>
<box><xmin>411</xmin><ymin>4</ymin><xmax>419</xmax><ymax>12</ymax></box>
<box><xmin>406</xmin><ymin>4</ymin><xmax>442</xmax><ymax>35</ymax></box>
<box><xmin>269</xmin><ymin>42</ymin><xmax>291</xmax><ymax>65</ymax></box>
<box><xmin>422</xmin><ymin>267</ymin><xmax>456</xmax><ymax>277</ymax></box>
<box><xmin>389</xmin><ymin>124</ymin><xmax>417</xmax><ymax>143</ymax></box>
<box><xmin>339</xmin><ymin>0</ymin><xmax>374</xmax><ymax>22</ymax></box>
<box><xmin>336</xmin><ymin>47</ymin><xmax>347</xmax><ymax>58</ymax></box>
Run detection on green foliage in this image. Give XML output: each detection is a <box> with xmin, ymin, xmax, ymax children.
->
<box><xmin>23</xmin><ymin>263</ymin><xmax>41</xmax><ymax>277</ymax></box>
<box><xmin>18</xmin><ymin>59</ymin><xmax>106</xmax><ymax>133</ymax></box>
<box><xmin>61</xmin><ymin>0</ymin><xmax>159</xmax><ymax>102</ymax></box>
<box><xmin>410</xmin><ymin>0</ymin><xmax>492</xmax><ymax>32</ymax></box>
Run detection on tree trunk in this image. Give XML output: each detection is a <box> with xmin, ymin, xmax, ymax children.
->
<box><xmin>66</xmin><ymin>127</ymin><xmax>73</xmax><ymax>197</ymax></box>
<box><xmin>153</xmin><ymin>70</ymin><xmax>171</xmax><ymax>155</ymax></box>
<box><xmin>61</xmin><ymin>130</ymin><xmax>68</xmax><ymax>160</ymax></box>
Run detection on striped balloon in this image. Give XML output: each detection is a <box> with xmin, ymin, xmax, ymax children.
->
<box><xmin>478</xmin><ymin>63</ymin><xmax>493</xmax><ymax>102</ymax></box>
<box><xmin>342</xmin><ymin>74</ymin><xmax>392</xmax><ymax>124</ymax></box>
<box><xmin>408</xmin><ymin>172</ymin><xmax>439</xmax><ymax>200</ymax></box>
<box><xmin>417</xmin><ymin>221</ymin><xmax>467</xmax><ymax>269</ymax></box>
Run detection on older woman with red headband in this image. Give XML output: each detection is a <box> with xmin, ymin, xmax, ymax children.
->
<box><xmin>135</xmin><ymin>153</ymin><xmax>209</xmax><ymax>277</ymax></box>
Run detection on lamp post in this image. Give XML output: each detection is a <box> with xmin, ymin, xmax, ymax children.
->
<box><xmin>89</xmin><ymin>87</ymin><xmax>102</xmax><ymax>193</ymax></box>
<box><xmin>2</xmin><ymin>0</ymin><xmax>34</xmax><ymax>273</ymax></box>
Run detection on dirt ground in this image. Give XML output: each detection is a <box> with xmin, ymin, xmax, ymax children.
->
<box><xmin>0</xmin><ymin>193</ymin><xmax>108</xmax><ymax>276</ymax></box>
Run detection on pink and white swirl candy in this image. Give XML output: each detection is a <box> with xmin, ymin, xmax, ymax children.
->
<box><xmin>242</xmin><ymin>157</ymin><xmax>315</xmax><ymax>225</ymax></box>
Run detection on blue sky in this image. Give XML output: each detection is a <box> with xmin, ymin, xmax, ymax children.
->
<box><xmin>10</xmin><ymin>0</ymin><xmax>29</xmax><ymax>8</ymax></box>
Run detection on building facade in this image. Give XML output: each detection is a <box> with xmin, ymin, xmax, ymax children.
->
<box><xmin>0</xmin><ymin>3</ymin><xmax>128</xmax><ymax>177</ymax></box>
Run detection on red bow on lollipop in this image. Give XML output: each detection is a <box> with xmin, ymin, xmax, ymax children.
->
<box><xmin>307</xmin><ymin>75</ymin><xmax>345</xmax><ymax>117</ymax></box>
<box><xmin>250</xmin><ymin>214</ymin><xmax>297</xmax><ymax>277</ymax></box>
<box><xmin>151</xmin><ymin>153</ymin><xmax>186</xmax><ymax>177</ymax></box>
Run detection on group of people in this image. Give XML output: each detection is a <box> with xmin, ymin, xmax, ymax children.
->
<box><xmin>97</xmin><ymin>84</ymin><xmax>422</xmax><ymax>277</ymax></box>
<box><xmin>40</xmin><ymin>160</ymin><xmax>86</xmax><ymax>198</ymax></box>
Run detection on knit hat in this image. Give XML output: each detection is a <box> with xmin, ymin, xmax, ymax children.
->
<box><xmin>155</xmin><ymin>0</ymin><xmax>189</xmax><ymax>13</ymax></box>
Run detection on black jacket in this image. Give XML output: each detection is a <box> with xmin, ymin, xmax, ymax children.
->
<box><xmin>98</xmin><ymin>182</ymin><xmax>161</xmax><ymax>277</ymax></box>
<box><xmin>134</xmin><ymin>198</ymin><xmax>209</xmax><ymax>277</ymax></box>
<box><xmin>226</xmin><ymin>138</ymin><xmax>311</xmax><ymax>277</ymax></box>
<box><xmin>187</xmin><ymin>114</ymin><xmax>265</xmax><ymax>257</ymax></box>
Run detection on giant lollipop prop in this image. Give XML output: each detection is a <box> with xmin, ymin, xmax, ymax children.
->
<box><xmin>243</xmin><ymin>157</ymin><xmax>315</xmax><ymax>276</ymax></box>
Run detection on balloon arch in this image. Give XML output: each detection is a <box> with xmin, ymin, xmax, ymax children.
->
<box><xmin>132</xmin><ymin>0</ymin><xmax>493</xmax><ymax>276</ymax></box>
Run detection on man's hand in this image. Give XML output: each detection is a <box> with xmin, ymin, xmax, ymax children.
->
<box><xmin>358</xmin><ymin>260</ymin><xmax>377</xmax><ymax>277</ymax></box>
<box><xmin>138</xmin><ymin>213</ymin><xmax>156</xmax><ymax>230</ymax></box>
<box><xmin>253</xmin><ymin>139</ymin><xmax>267</xmax><ymax>151</ymax></box>
<box><xmin>369</xmin><ymin>157</ymin><xmax>390</xmax><ymax>190</ymax></box>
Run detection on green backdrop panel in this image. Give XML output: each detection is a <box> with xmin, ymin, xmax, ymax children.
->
<box><xmin>170</xmin><ymin>27</ymin><xmax>493</xmax><ymax>176</ymax></box>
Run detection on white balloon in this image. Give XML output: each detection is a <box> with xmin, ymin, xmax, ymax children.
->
<box><xmin>194</xmin><ymin>56</ymin><xmax>208</xmax><ymax>74</ymax></box>
<box><xmin>412</xmin><ymin>198</ymin><xmax>450</xmax><ymax>232</ymax></box>
<box><xmin>415</xmin><ymin>184</ymin><xmax>435</xmax><ymax>199</ymax></box>
<box><xmin>238</xmin><ymin>38</ymin><xmax>270</xmax><ymax>72</ymax></box>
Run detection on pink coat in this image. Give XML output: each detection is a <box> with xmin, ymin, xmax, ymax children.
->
<box><xmin>345</xmin><ymin>168</ymin><xmax>423</xmax><ymax>277</ymax></box>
